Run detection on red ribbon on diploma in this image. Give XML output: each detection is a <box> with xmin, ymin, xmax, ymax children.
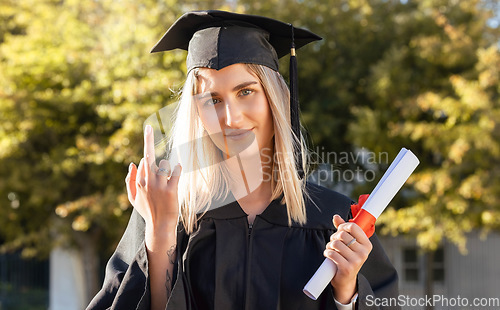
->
<box><xmin>349</xmin><ymin>194</ymin><xmax>376</xmax><ymax>238</ymax></box>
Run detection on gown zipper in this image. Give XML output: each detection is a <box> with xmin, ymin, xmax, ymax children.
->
<box><xmin>244</xmin><ymin>218</ymin><xmax>256</xmax><ymax>310</ymax></box>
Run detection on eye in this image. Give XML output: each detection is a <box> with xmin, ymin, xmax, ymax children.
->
<box><xmin>239</xmin><ymin>89</ymin><xmax>253</xmax><ymax>96</ymax></box>
<box><xmin>204</xmin><ymin>97</ymin><xmax>221</xmax><ymax>106</ymax></box>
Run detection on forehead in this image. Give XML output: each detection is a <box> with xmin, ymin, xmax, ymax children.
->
<box><xmin>195</xmin><ymin>64</ymin><xmax>260</xmax><ymax>92</ymax></box>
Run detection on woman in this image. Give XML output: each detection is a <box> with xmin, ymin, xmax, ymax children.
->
<box><xmin>88</xmin><ymin>10</ymin><xmax>399</xmax><ymax>310</ymax></box>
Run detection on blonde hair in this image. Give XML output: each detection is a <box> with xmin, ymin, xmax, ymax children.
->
<box><xmin>170</xmin><ymin>64</ymin><xmax>309</xmax><ymax>233</ymax></box>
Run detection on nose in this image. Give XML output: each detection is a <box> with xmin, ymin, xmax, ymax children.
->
<box><xmin>223</xmin><ymin>100</ymin><xmax>243</xmax><ymax>127</ymax></box>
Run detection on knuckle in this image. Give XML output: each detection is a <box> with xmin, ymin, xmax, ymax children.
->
<box><xmin>367</xmin><ymin>243</ymin><xmax>373</xmax><ymax>252</ymax></box>
<box><xmin>352</xmin><ymin>256</ymin><xmax>363</xmax><ymax>266</ymax></box>
<box><xmin>364</xmin><ymin>246</ymin><xmax>373</xmax><ymax>257</ymax></box>
<box><xmin>338</xmin><ymin>231</ymin><xmax>350</xmax><ymax>240</ymax></box>
<box><xmin>363</xmin><ymin>241</ymin><xmax>373</xmax><ymax>251</ymax></box>
<box><xmin>344</xmin><ymin>223</ymin><xmax>355</xmax><ymax>231</ymax></box>
<box><xmin>138</xmin><ymin>179</ymin><xmax>146</xmax><ymax>188</ymax></box>
<box><xmin>332</xmin><ymin>240</ymin><xmax>343</xmax><ymax>248</ymax></box>
<box><xmin>324</xmin><ymin>249</ymin><xmax>336</xmax><ymax>259</ymax></box>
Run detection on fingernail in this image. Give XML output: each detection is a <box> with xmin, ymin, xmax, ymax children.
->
<box><xmin>145</xmin><ymin>125</ymin><xmax>152</xmax><ymax>135</ymax></box>
<box><xmin>129</xmin><ymin>163</ymin><xmax>133</xmax><ymax>171</ymax></box>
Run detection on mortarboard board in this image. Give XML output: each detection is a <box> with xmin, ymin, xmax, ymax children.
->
<box><xmin>151</xmin><ymin>10</ymin><xmax>322</xmax><ymax>178</ymax></box>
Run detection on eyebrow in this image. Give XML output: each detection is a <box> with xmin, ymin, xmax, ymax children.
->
<box><xmin>195</xmin><ymin>81</ymin><xmax>259</xmax><ymax>99</ymax></box>
<box><xmin>232</xmin><ymin>81</ymin><xmax>258</xmax><ymax>92</ymax></box>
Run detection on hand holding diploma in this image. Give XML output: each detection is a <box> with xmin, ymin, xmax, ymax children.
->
<box><xmin>303</xmin><ymin>148</ymin><xmax>420</xmax><ymax>300</ymax></box>
<box><xmin>324</xmin><ymin>215</ymin><xmax>373</xmax><ymax>304</ymax></box>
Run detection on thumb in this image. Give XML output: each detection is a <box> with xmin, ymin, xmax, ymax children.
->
<box><xmin>332</xmin><ymin>214</ymin><xmax>345</xmax><ymax>229</ymax></box>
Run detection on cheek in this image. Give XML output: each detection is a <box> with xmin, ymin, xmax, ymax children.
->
<box><xmin>198</xmin><ymin>106</ymin><xmax>222</xmax><ymax>134</ymax></box>
<box><xmin>197</xmin><ymin>106</ymin><xmax>228</xmax><ymax>153</ymax></box>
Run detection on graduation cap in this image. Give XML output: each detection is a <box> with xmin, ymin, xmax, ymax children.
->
<box><xmin>151</xmin><ymin>10</ymin><xmax>322</xmax><ymax>178</ymax></box>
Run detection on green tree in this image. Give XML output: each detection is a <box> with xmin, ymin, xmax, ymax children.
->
<box><xmin>0</xmin><ymin>0</ymin><xmax>189</xmax><ymax>299</ymax></box>
<box><xmin>346</xmin><ymin>0</ymin><xmax>500</xmax><ymax>253</ymax></box>
<box><xmin>345</xmin><ymin>2</ymin><xmax>499</xmax><ymax>304</ymax></box>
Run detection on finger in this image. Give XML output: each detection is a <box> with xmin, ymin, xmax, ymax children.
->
<box><xmin>144</xmin><ymin>153</ymin><xmax>154</xmax><ymax>184</ymax></box>
<box><xmin>127</xmin><ymin>162</ymin><xmax>137</xmax><ymax>183</ymax></box>
<box><xmin>330</xmin><ymin>230</ymin><xmax>357</xmax><ymax>248</ymax></box>
<box><xmin>144</xmin><ymin>125</ymin><xmax>158</xmax><ymax>173</ymax></box>
<box><xmin>159</xmin><ymin>159</ymin><xmax>171</xmax><ymax>169</ymax></box>
<box><xmin>325</xmin><ymin>248</ymin><xmax>360</xmax><ymax>281</ymax></box>
<box><xmin>137</xmin><ymin>158</ymin><xmax>146</xmax><ymax>188</ymax></box>
<box><xmin>168</xmin><ymin>164</ymin><xmax>182</xmax><ymax>188</ymax></box>
<box><xmin>326</xmin><ymin>235</ymin><xmax>353</xmax><ymax>252</ymax></box>
<box><xmin>333</xmin><ymin>214</ymin><xmax>345</xmax><ymax>229</ymax></box>
<box><xmin>336</xmin><ymin>222</ymin><xmax>370</xmax><ymax>245</ymax></box>
<box><xmin>324</xmin><ymin>248</ymin><xmax>349</xmax><ymax>266</ymax></box>
<box><xmin>125</xmin><ymin>163</ymin><xmax>137</xmax><ymax>201</ymax></box>
<box><xmin>157</xmin><ymin>159</ymin><xmax>171</xmax><ymax>177</ymax></box>
<box><xmin>326</xmin><ymin>238</ymin><xmax>358</xmax><ymax>259</ymax></box>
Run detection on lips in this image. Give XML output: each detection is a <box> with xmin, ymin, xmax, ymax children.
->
<box><xmin>223</xmin><ymin>128</ymin><xmax>253</xmax><ymax>139</ymax></box>
<box><xmin>224</xmin><ymin>128</ymin><xmax>252</xmax><ymax>136</ymax></box>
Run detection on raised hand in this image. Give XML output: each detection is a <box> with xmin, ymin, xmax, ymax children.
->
<box><xmin>125</xmin><ymin>125</ymin><xmax>181</xmax><ymax>237</ymax></box>
<box><xmin>124</xmin><ymin>124</ymin><xmax>181</xmax><ymax>309</ymax></box>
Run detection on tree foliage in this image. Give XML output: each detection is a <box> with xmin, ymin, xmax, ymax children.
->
<box><xmin>0</xmin><ymin>0</ymin><xmax>179</xmax><ymax>258</ymax></box>
<box><xmin>343</xmin><ymin>0</ymin><xmax>500</xmax><ymax>253</ymax></box>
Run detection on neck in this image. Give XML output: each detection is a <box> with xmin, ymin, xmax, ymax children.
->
<box><xmin>224</xmin><ymin>146</ymin><xmax>274</xmax><ymax>224</ymax></box>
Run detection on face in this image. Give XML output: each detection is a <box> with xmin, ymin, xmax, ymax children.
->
<box><xmin>194</xmin><ymin>64</ymin><xmax>274</xmax><ymax>158</ymax></box>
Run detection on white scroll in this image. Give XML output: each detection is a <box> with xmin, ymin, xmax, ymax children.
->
<box><xmin>303</xmin><ymin>148</ymin><xmax>420</xmax><ymax>300</ymax></box>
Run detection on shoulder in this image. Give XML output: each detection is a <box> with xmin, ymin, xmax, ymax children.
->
<box><xmin>301</xmin><ymin>181</ymin><xmax>353</xmax><ymax>230</ymax></box>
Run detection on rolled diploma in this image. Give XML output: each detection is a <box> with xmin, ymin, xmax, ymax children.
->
<box><xmin>303</xmin><ymin>148</ymin><xmax>419</xmax><ymax>300</ymax></box>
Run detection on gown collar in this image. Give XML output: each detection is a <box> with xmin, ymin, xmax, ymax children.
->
<box><xmin>198</xmin><ymin>182</ymin><xmax>352</xmax><ymax>229</ymax></box>
<box><xmin>200</xmin><ymin>192</ymin><xmax>289</xmax><ymax>226</ymax></box>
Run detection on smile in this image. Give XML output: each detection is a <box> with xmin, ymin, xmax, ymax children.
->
<box><xmin>224</xmin><ymin>128</ymin><xmax>253</xmax><ymax>140</ymax></box>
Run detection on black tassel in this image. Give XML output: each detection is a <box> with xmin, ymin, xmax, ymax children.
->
<box><xmin>289</xmin><ymin>24</ymin><xmax>304</xmax><ymax>179</ymax></box>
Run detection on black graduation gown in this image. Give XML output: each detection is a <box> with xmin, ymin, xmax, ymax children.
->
<box><xmin>87</xmin><ymin>182</ymin><xmax>400</xmax><ymax>310</ymax></box>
